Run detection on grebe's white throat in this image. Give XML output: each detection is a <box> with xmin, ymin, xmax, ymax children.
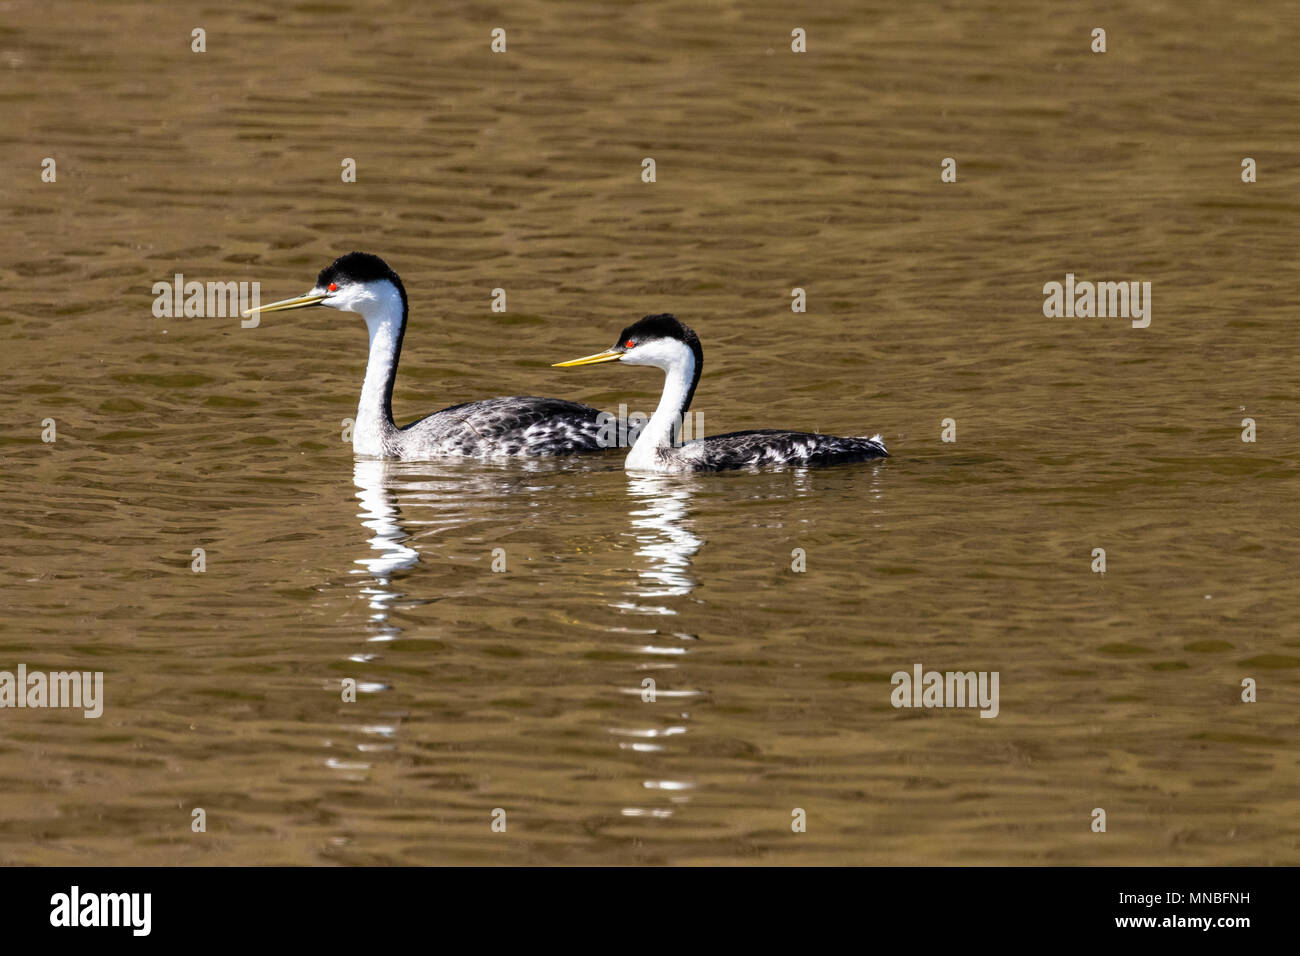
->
<box><xmin>348</xmin><ymin>279</ymin><xmax>404</xmax><ymax>456</ymax></box>
<box><xmin>621</xmin><ymin>337</ymin><xmax>696</xmax><ymax>472</ymax></box>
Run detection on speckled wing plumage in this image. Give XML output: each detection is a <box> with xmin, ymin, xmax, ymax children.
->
<box><xmin>395</xmin><ymin>396</ymin><xmax>609</xmax><ymax>458</ymax></box>
<box><xmin>677</xmin><ymin>429</ymin><xmax>889</xmax><ymax>471</ymax></box>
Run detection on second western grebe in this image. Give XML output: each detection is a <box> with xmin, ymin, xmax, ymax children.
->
<box><xmin>246</xmin><ymin>253</ymin><xmax>609</xmax><ymax>459</ymax></box>
<box><xmin>554</xmin><ymin>314</ymin><xmax>889</xmax><ymax>473</ymax></box>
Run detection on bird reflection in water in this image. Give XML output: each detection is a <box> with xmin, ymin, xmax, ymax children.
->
<box><xmin>338</xmin><ymin>458</ymin><xmax>585</xmax><ymax>782</ymax></box>
<box><xmin>616</xmin><ymin>474</ymin><xmax>703</xmax><ymax>612</ymax></box>
<box><xmin>350</xmin><ymin>456</ymin><xmax>592</xmax><ymax>652</ymax></box>
<box><xmin>615</xmin><ymin>474</ymin><xmax>706</xmax><ymax>817</ymax></box>
<box><xmin>352</xmin><ymin>459</ymin><xmax>421</xmax><ymax>650</ymax></box>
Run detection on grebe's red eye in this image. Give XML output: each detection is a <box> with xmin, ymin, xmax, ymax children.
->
<box><xmin>328</xmin><ymin>282</ymin><xmax>338</xmax><ymax>292</ymax></box>
<box><xmin>624</xmin><ymin>339</ymin><xmax>635</xmax><ymax>348</ymax></box>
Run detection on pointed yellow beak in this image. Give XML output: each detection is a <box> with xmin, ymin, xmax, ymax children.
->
<box><xmin>241</xmin><ymin>292</ymin><xmax>329</xmax><ymax>318</ymax></box>
<box><xmin>552</xmin><ymin>349</ymin><xmax>624</xmax><ymax>368</ymax></box>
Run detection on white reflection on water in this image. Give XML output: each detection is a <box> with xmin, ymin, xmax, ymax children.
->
<box><xmin>348</xmin><ymin>455</ymin><xmax>597</xmax><ymax>657</ymax></box>
<box><xmin>614</xmin><ymin>474</ymin><xmax>703</xmax><ymax>613</ymax></box>
<box><xmin>353</xmin><ymin>459</ymin><xmax>421</xmax><ymax>583</ymax></box>
<box><xmin>613</xmin><ymin>475</ymin><xmax>706</xmax><ymax>816</ymax></box>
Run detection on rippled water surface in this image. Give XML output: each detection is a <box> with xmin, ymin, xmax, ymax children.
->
<box><xmin>1</xmin><ymin>1</ymin><xmax>1298</xmax><ymax>864</ymax></box>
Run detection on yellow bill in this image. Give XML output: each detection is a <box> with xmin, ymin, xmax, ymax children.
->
<box><xmin>242</xmin><ymin>292</ymin><xmax>329</xmax><ymax>317</ymax></box>
<box><xmin>552</xmin><ymin>349</ymin><xmax>624</xmax><ymax>368</ymax></box>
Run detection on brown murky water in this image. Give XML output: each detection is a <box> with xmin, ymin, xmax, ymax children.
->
<box><xmin>1</xmin><ymin>1</ymin><xmax>1298</xmax><ymax>865</ymax></box>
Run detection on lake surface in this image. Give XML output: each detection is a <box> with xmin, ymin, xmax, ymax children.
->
<box><xmin>0</xmin><ymin>0</ymin><xmax>1297</xmax><ymax>864</ymax></box>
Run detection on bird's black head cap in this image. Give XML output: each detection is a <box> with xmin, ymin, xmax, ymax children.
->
<box><xmin>317</xmin><ymin>252</ymin><xmax>409</xmax><ymax>417</ymax></box>
<box><xmin>614</xmin><ymin>313</ymin><xmax>704</xmax><ymax>416</ymax></box>
<box><xmin>317</xmin><ymin>252</ymin><xmax>404</xmax><ymax>295</ymax></box>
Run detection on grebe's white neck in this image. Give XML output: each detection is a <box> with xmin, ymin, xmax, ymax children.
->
<box><xmin>328</xmin><ymin>279</ymin><xmax>406</xmax><ymax>456</ymax></box>
<box><xmin>624</xmin><ymin>339</ymin><xmax>697</xmax><ymax>472</ymax></box>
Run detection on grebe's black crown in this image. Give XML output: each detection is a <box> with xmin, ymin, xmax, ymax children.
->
<box><xmin>616</xmin><ymin>313</ymin><xmax>699</xmax><ymax>350</ymax></box>
<box><xmin>317</xmin><ymin>252</ymin><xmax>401</xmax><ymax>290</ymax></box>
<box><xmin>616</xmin><ymin>313</ymin><xmax>704</xmax><ymax>416</ymax></box>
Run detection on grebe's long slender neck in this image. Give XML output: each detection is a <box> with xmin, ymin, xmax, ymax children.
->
<box><xmin>354</xmin><ymin>282</ymin><xmax>408</xmax><ymax>456</ymax></box>
<box><xmin>626</xmin><ymin>343</ymin><xmax>700</xmax><ymax>471</ymax></box>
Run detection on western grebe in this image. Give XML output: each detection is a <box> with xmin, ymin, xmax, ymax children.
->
<box><xmin>554</xmin><ymin>314</ymin><xmax>889</xmax><ymax>473</ymax></box>
<box><xmin>244</xmin><ymin>253</ymin><xmax>609</xmax><ymax>459</ymax></box>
